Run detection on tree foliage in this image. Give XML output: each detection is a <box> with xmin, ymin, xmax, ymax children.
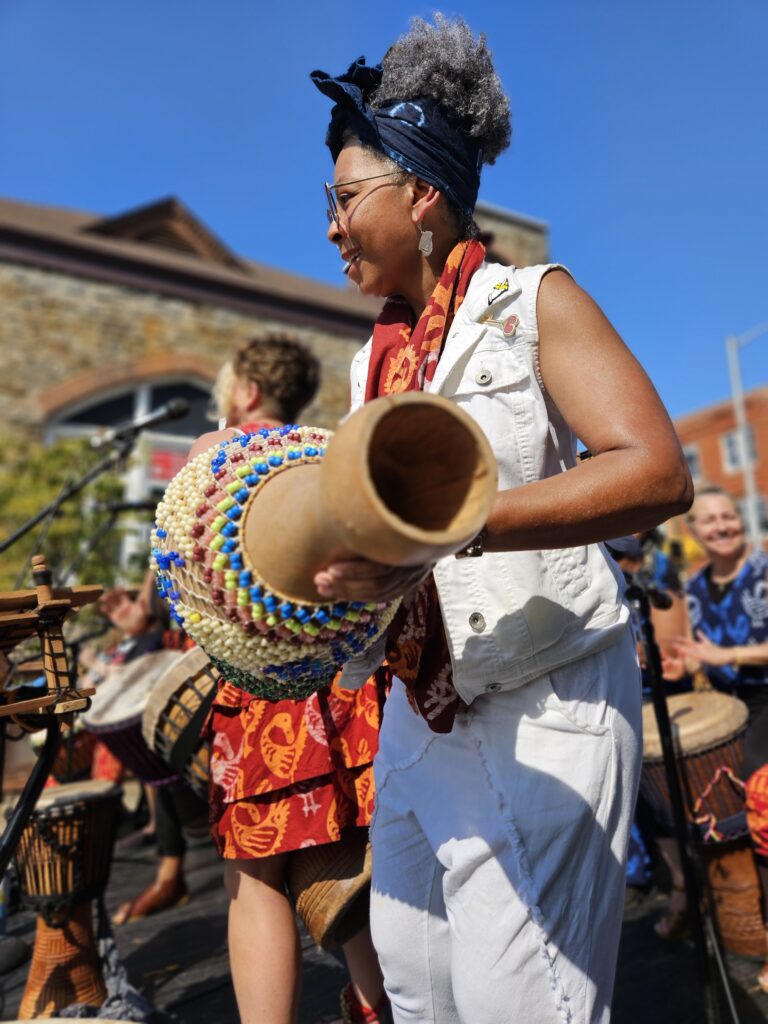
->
<box><xmin>0</xmin><ymin>434</ymin><xmax>131</xmax><ymax>592</ymax></box>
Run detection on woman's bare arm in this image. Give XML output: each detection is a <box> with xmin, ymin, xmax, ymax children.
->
<box><xmin>315</xmin><ymin>271</ymin><xmax>692</xmax><ymax>601</ymax></box>
<box><xmin>484</xmin><ymin>270</ymin><xmax>692</xmax><ymax>551</ymax></box>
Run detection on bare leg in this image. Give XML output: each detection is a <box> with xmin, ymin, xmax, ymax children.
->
<box><xmin>654</xmin><ymin>836</ymin><xmax>688</xmax><ymax>939</ymax></box>
<box><xmin>143</xmin><ymin>783</ymin><xmax>158</xmax><ymax>835</ymax></box>
<box><xmin>342</xmin><ymin>925</ymin><xmax>385</xmax><ymax>1011</ymax></box>
<box><xmin>225</xmin><ymin>854</ymin><xmax>302</xmax><ymax>1024</ymax></box>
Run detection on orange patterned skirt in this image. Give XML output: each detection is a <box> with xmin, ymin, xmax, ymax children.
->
<box><xmin>208</xmin><ymin>673</ymin><xmax>382</xmax><ymax>859</ymax></box>
<box><xmin>746</xmin><ymin>764</ymin><xmax>768</xmax><ymax>861</ymax></box>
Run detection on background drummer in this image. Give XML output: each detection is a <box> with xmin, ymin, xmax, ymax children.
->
<box><xmin>80</xmin><ymin>575</ymin><xmax>210</xmax><ymax>925</ymax></box>
<box><xmin>663</xmin><ymin>486</ymin><xmax>768</xmax><ymax>988</ymax></box>
<box><xmin>189</xmin><ymin>335</ymin><xmax>388</xmax><ymax>1024</ymax></box>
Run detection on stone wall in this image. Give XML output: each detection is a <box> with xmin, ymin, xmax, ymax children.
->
<box><xmin>0</xmin><ymin>262</ymin><xmax>367</xmax><ymax>436</ymax></box>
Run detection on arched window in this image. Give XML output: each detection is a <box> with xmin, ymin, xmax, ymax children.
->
<box><xmin>48</xmin><ymin>376</ymin><xmax>215</xmax><ymax>569</ymax></box>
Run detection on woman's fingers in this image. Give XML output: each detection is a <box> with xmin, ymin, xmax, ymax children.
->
<box><xmin>314</xmin><ymin>560</ymin><xmax>432</xmax><ymax>602</ymax></box>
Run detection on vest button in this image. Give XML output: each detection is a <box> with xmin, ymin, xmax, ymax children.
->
<box><xmin>485</xmin><ymin>682</ymin><xmax>501</xmax><ymax>693</ymax></box>
<box><xmin>469</xmin><ymin>612</ymin><xmax>486</xmax><ymax>632</ymax></box>
<box><xmin>475</xmin><ymin>369</ymin><xmax>492</xmax><ymax>386</ymax></box>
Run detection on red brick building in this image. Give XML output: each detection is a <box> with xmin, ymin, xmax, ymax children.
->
<box><xmin>672</xmin><ymin>386</ymin><xmax>768</xmax><ymax>555</ymax></box>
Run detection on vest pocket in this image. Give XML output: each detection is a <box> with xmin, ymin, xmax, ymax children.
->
<box><xmin>450</xmin><ymin>350</ymin><xmax>530</xmax><ymax>398</ymax></box>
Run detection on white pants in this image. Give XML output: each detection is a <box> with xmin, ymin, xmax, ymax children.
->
<box><xmin>369</xmin><ymin>625</ymin><xmax>641</xmax><ymax>1024</ymax></box>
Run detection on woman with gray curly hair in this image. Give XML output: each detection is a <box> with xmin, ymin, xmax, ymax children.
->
<box><xmin>311</xmin><ymin>14</ymin><xmax>693</xmax><ymax>1024</ymax></box>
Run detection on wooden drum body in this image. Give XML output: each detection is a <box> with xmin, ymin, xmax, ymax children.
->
<box><xmin>287</xmin><ymin>827</ymin><xmax>372</xmax><ymax>950</ymax></box>
<box><xmin>13</xmin><ymin>780</ymin><xmax>122</xmax><ymax>1019</ymax></box>
<box><xmin>142</xmin><ymin>646</ymin><xmax>219</xmax><ymax>799</ymax></box>
<box><xmin>82</xmin><ymin>650</ymin><xmax>183</xmax><ymax>783</ymax></box>
<box><xmin>641</xmin><ymin>691</ymin><xmax>749</xmax><ymax>839</ymax></box>
<box><xmin>641</xmin><ymin>692</ymin><xmax>765</xmax><ymax>957</ymax></box>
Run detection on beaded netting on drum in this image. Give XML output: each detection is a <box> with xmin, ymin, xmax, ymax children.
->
<box><xmin>151</xmin><ymin>425</ymin><xmax>398</xmax><ymax>701</ymax></box>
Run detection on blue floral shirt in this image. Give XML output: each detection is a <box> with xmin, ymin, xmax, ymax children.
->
<box><xmin>686</xmin><ymin>551</ymin><xmax>768</xmax><ymax>717</ymax></box>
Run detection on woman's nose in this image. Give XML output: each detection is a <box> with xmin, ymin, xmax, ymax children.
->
<box><xmin>326</xmin><ymin>217</ymin><xmax>344</xmax><ymax>244</ymax></box>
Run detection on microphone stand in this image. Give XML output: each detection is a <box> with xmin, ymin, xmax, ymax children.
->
<box><xmin>626</xmin><ymin>574</ymin><xmax>738</xmax><ymax>1024</ymax></box>
<box><xmin>0</xmin><ymin>434</ymin><xmax>136</xmax><ymax>558</ymax></box>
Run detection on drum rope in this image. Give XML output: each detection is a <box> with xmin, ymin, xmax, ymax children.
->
<box><xmin>31</xmin><ymin>811</ymin><xmax>88</xmax><ymax>927</ymax></box>
<box><xmin>693</xmin><ymin>765</ymin><xmax>747</xmax><ymax>843</ymax></box>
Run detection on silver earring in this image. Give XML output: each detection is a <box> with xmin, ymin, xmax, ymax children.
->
<box><xmin>418</xmin><ymin>224</ymin><xmax>433</xmax><ymax>256</ymax></box>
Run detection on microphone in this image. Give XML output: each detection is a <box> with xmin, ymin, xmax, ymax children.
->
<box><xmin>93</xmin><ymin>500</ymin><xmax>158</xmax><ymax>514</ymax></box>
<box><xmin>90</xmin><ymin>398</ymin><xmax>190</xmax><ymax>449</ymax></box>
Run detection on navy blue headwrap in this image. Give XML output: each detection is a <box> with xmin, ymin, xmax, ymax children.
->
<box><xmin>310</xmin><ymin>58</ymin><xmax>483</xmax><ymax>216</ymax></box>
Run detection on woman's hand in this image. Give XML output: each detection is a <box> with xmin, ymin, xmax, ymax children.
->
<box><xmin>674</xmin><ymin>631</ymin><xmax>733</xmax><ymax>668</ymax></box>
<box><xmin>660</xmin><ymin>649</ymin><xmax>694</xmax><ymax>681</ymax></box>
<box><xmin>314</xmin><ymin>559</ymin><xmax>433</xmax><ymax>603</ymax></box>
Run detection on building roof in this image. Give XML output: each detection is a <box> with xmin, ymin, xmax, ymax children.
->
<box><xmin>674</xmin><ymin>385</ymin><xmax>768</xmax><ymax>432</ymax></box>
<box><xmin>0</xmin><ymin>195</ymin><xmax>382</xmax><ymax>336</ymax></box>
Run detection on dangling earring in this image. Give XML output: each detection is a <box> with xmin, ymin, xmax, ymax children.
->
<box><xmin>418</xmin><ymin>223</ymin><xmax>433</xmax><ymax>256</ymax></box>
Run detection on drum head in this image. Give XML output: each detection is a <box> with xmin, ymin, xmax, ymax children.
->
<box><xmin>142</xmin><ymin>647</ymin><xmax>212</xmax><ymax>746</ymax></box>
<box><xmin>642</xmin><ymin>691</ymin><xmax>749</xmax><ymax>760</ymax></box>
<box><xmin>33</xmin><ymin>779</ymin><xmax>122</xmax><ymax>811</ymax></box>
<box><xmin>83</xmin><ymin>650</ymin><xmax>182</xmax><ymax>730</ymax></box>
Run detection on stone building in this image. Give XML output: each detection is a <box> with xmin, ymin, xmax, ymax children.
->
<box><xmin>0</xmin><ymin>193</ymin><xmax>548</xmax><ymax>512</ymax></box>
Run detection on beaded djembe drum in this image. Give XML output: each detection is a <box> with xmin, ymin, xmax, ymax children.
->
<box><xmin>152</xmin><ymin>392</ymin><xmax>497</xmax><ymax>702</ymax></box>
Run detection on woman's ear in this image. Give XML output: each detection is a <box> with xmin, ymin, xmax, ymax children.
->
<box><xmin>410</xmin><ymin>179</ymin><xmax>441</xmax><ymax>225</ymax></box>
<box><xmin>245</xmin><ymin>380</ymin><xmax>261</xmax><ymax>412</ymax></box>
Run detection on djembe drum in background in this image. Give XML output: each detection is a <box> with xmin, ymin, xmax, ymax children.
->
<box><xmin>142</xmin><ymin>646</ymin><xmax>219</xmax><ymax>799</ymax></box>
<box><xmin>13</xmin><ymin>780</ymin><xmax>122</xmax><ymax>1019</ymax></box>
<box><xmin>641</xmin><ymin>691</ymin><xmax>765</xmax><ymax>957</ymax></box>
<box><xmin>82</xmin><ymin>650</ymin><xmax>184</xmax><ymax>784</ymax></box>
<box><xmin>29</xmin><ymin>717</ymin><xmax>97</xmax><ymax>783</ymax></box>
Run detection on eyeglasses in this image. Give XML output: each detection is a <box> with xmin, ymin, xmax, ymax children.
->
<box><xmin>324</xmin><ymin>172</ymin><xmax>401</xmax><ymax>228</ymax></box>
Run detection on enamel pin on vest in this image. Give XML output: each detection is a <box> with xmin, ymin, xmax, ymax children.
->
<box><xmin>477</xmin><ymin>309</ymin><xmax>519</xmax><ymax>337</ymax></box>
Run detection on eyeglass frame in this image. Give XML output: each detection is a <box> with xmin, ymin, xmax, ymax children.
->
<box><xmin>324</xmin><ymin>171</ymin><xmax>402</xmax><ymax>228</ymax></box>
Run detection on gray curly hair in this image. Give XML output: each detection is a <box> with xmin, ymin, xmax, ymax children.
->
<box><xmin>373</xmin><ymin>14</ymin><xmax>511</xmax><ymax>166</ymax></box>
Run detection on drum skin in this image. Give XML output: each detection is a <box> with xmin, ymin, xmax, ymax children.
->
<box><xmin>83</xmin><ymin>651</ymin><xmax>183</xmax><ymax>783</ymax></box>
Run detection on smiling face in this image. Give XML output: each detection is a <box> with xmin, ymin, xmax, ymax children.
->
<box><xmin>688</xmin><ymin>492</ymin><xmax>746</xmax><ymax>563</ymax></box>
<box><xmin>326</xmin><ymin>142</ymin><xmax>423</xmax><ymax>299</ymax></box>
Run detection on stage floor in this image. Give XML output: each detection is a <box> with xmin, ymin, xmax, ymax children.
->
<box><xmin>0</xmin><ymin>823</ymin><xmax>767</xmax><ymax>1022</ymax></box>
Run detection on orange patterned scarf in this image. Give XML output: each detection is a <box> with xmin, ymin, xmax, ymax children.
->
<box><xmin>366</xmin><ymin>239</ymin><xmax>485</xmax><ymax>732</ymax></box>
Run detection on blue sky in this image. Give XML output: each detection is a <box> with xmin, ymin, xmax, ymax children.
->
<box><xmin>1</xmin><ymin>0</ymin><xmax>766</xmax><ymax>418</ymax></box>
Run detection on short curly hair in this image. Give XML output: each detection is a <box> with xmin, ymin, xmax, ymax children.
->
<box><xmin>232</xmin><ymin>334</ymin><xmax>320</xmax><ymax>423</ymax></box>
<box><xmin>373</xmin><ymin>15</ymin><xmax>511</xmax><ymax>165</ymax></box>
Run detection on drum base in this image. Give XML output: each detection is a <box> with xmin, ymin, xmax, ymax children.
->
<box><xmin>287</xmin><ymin>828</ymin><xmax>371</xmax><ymax>951</ymax></box>
<box><xmin>703</xmin><ymin>838</ymin><xmax>766</xmax><ymax>960</ymax></box>
<box><xmin>18</xmin><ymin>902</ymin><xmax>105</xmax><ymax>1019</ymax></box>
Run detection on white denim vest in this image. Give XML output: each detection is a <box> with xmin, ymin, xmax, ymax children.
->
<box><xmin>349</xmin><ymin>261</ymin><xmax>629</xmax><ymax>704</ymax></box>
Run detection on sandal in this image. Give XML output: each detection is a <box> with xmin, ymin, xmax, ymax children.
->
<box><xmin>113</xmin><ymin>876</ymin><xmax>188</xmax><ymax>925</ymax></box>
<box><xmin>654</xmin><ymin>884</ymin><xmax>689</xmax><ymax>941</ymax></box>
<box><xmin>315</xmin><ymin>982</ymin><xmax>390</xmax><ymax>1024</ymax></box>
